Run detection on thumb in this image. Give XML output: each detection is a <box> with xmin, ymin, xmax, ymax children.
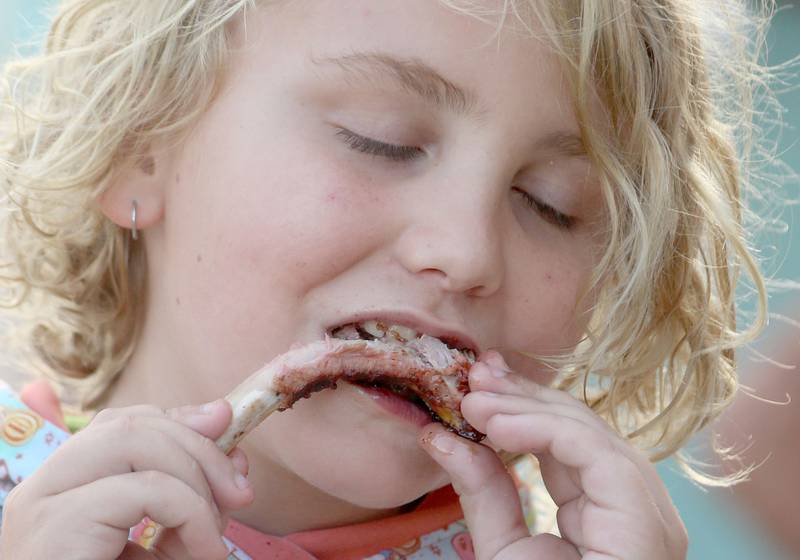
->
<box><xmin>167</xmin><ymin>398</ymin><xmax>233</xmax><ymax>442</ymax></box>
<box><xmin>419</xmin><ymin>424</ymin><xmax>532</xmax><ymax>559</ymax></box>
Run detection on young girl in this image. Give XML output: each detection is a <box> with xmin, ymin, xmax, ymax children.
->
<box><xmin>0</xmin><ymin>0</ymin><xmax>777</xmax><ymax>558</ymax></box>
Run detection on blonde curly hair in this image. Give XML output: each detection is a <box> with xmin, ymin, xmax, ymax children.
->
<box><xmin>0</xmin><ymin>0</ymin><xmax>783</xmax><ymax>484</ymax></box>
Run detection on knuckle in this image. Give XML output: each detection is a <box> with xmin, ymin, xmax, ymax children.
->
<box><xmin>90</xmin><ymin>407</ymin><xmax>119</xmax><ymax>425</ymax></box>
<box><xmin>141</xmin><ymin>469</ymin><xmax>171</xmax><ymax>491</ymax></box>
<box><xmin>110</xmin><ymin>414</ymin><xmax>139</xmax><ymax>435</ymax></box>
<box><xmin>92</xmin><ymin>404</ymin><xmax>165</xmax><ymax>426</ymax></box>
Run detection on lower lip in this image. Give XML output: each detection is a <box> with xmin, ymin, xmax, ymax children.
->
<box><xmin>354</xmin><ymin>384</ymin><xmax>433</xmax><ymax>427</ymax></box>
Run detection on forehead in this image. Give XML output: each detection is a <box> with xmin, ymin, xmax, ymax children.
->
<box><xmin>234</xmin><ymin>0</ymin><xmax>584</xmax><ymax>147</ymax></box>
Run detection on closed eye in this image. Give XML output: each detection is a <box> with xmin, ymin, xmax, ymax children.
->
<box><xmin>513</xmin><ymin>187</ymin><xmax>576</xmax><ymax>229</ymax></box>
<box><xmin>335</xmin><ymin>128</ymin><xmax>425</xmax><ymax>162</ymax></box>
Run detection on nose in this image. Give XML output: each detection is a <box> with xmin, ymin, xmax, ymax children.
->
<box><xmin>392</xmin><ymin>177</ymin><xmax>504</xmax><ymax>297</ymax></box>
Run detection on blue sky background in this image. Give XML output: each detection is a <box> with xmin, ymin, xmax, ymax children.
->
<box><xmin>2</xmin><ymin>2</ymin><xmax>798</xmax><ymax>559</ymax></box>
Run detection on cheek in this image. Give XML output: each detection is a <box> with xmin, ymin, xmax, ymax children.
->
<box><xmin>211</xmin><ymin>148</ymin><xmax>386</xmax><ymax>284</ymax></box>
<box><xmin>175</xmin><ymin>129</ymin><xmax>387</xmax><ymax>295</ymax></box>
<box><xmin>499</xmin><ymin>241</ymin><xmax>595</xmax><ymax>381</ymax></box>
<box><xmin>159</xmin><ymin>118</ymin><xmax>393</xmax><ymax>373</ymax></box>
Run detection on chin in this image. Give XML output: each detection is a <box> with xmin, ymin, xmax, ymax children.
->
<box><xmin>264</xmin><ymin>391</ymin><xmax>450</xmax><ymax>508</ymax></box>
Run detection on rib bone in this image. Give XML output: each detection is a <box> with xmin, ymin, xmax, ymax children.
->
<box><xmin>215</xmin><ymin>335</ymin><xmax>481</xmax><ymax>453</ymax></box>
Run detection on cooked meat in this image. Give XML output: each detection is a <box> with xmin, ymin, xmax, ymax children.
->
<box><xmin>215</xmin><ymin>335</ymin><xmax>482</xmax><ymax>453</ymax></box>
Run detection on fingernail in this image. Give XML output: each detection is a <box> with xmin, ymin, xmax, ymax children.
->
<box><xmin>431</xmin><ymin>434</ymin><xmax>459</xmax><ymax>455</ymax></box>
<box><xmin>234</xmin><ymin>472</ymin><xmax>251</xmax><ymax>491</ymax></box>
<box><xmin>199</xmin><ymin>399</ymin><xmax>224</xmax><ymax>414</ymax></box>
<box><xmin>179</xmin><ymin>399</ymin><xmax>221</xmax><ymax>417</ymax></box>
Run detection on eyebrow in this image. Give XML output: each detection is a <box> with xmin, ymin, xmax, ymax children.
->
<box><xmin>310</xmin><ymin>51</ymin><xmax>587</xmax><ymax>159</ymax></box>
<box><xmin>533</xmin><ymin>130</ymin><xmax>588</xmax><ymax>159</ymax></box>
<box><xmin>310</xmin><ymin>51</ymin><xmax>486</xmax><ymax>118</ymax></box>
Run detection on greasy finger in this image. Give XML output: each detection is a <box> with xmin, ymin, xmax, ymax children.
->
<box><xmin>57</xmin><ymin>471</ymin><xmax>230</xmax><ymax>560</ymax></box>
<box><xmin>419</xmin><ymin>424</ymin><xmax>530</xmax><ymax>560</ymax></box>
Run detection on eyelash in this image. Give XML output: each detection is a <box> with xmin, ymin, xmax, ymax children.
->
<box><xmin>513</xmin><ymin>188</ymin><xmax>576</xmax><ymax>230</ymax></box>
<box><xmin>336</xmin><ymin>128</ymin><xmax>576</xmax><ymax>229</ymax></box>
<box><xmin>335</xmin><ymin>128</ymin><xmax>424</xmax><ymax>161</ymax></box>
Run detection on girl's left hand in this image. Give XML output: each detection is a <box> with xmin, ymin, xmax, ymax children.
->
<box><xmin>419</xmin><ymin>351</ymin><xmax>688</xmax><ymax>560</ymax></box>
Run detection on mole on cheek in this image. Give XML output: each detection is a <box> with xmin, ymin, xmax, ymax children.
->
<box><xmin>545</xmin><ymin>272</ymin><xmax>553</xmax><ymax>281</ymax></box>
<box><xmin>196</xmin><ymin>254</ymin><xmax>203</xmax><ymax>263</ymax></box>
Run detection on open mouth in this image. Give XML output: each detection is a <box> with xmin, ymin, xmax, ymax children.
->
<box><xmin>216</xmin><ymin>325</ymin><xmax>484</xmax><ymax>453</ymax></box>
<box><xmin>327</xmin><ymin>319</ymin><xmax>478</xmax><ymax>432</ymax></box>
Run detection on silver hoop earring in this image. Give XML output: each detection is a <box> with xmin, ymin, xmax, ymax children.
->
<box><xmin>131</xmin><ymin>200</ymin><xmax>139</xmax><ymax>241</ymax></box>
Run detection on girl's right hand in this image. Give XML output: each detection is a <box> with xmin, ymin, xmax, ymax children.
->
<box><xmin>0</xmin><ymin>398</ymin><xmax>255</xmax><ymax>560</ymax></box>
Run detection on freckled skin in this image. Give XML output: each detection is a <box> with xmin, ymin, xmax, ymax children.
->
<box><xmin>99</xmin><ymin>0</ymin><xmax>605</xmax><ymax>536</ymax></box>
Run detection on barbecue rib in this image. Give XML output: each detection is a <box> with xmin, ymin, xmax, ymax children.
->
<box><xmin>215</xmin><ymin>334</ymin><xmax>482</xmax><ymax>453</ymax></box>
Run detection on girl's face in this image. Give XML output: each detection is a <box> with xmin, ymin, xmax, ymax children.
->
<box><xmin>117</xmin><ymin>0</ymin><xmax>604</xmax><ymax>514</ymax></box>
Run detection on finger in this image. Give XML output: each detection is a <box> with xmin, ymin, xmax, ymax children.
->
<box><xmin>470</xmin><ymin>359</ymin><xmax>683</xmax><ymax>530</ymax></box>
<box><xmin>555</xmin><ymin>494</ymin><xmax>587</xmax><ymax>550</ymax></box>
<box><xmin>538</xmin><ymin>453</ymin><xmax>582</xmax><ymax>509</ymax></box>
<box><xmin>229</xmin><ymin>446</ymin><xmax>249</xmax><ymax>477</ymax></box>
<box><xmin>137</xmin><ymin>416</ymin><xmax>253</xmax><ymax>513</ymax></box>
<box><xmin>462</xmin><ymin>390</ymin><xmax>618</xmax><ymax>442</ymax></box>
<box><xmin>55</xmin><ymin>471</ymin><xmax>230</xmax><ymax>560</ymax></box>
<box><xmin>34</xmin><ymin>416</ymin><xmax>252</xmax><ymax>514</ymax></box>
<box><xmin>91</xmin><ymin>398</ymin><xmax>233</xmax><ymax>441</ymax></box>
<box><xmin>88</xmin><ymin>400</ymin><xmax>251</xmax><ymax>510</ymax></box>
<box><xmin>470</xmin><ymin>353</ymin><xmax>583</xmax><ymax>410</ymax></box>
<box><xmin>485</xmin><ymin>413</ymin><xmax>656</xmax><ymax>515</ymax></box>
<box><xmin>157</xmin><ymin>448</ymin><xmax>250</xmax><ymax>559</ymax></box>
<box><xmin>419</xmin><ymin>424</ymin><xmax>531</xmax><ymax>560</ymax></box>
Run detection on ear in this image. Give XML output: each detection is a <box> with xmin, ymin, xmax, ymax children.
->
<box><xmin>97</xmin><ymin>147</ymin><xmax>168</xmax><ymax>235</ymax></box>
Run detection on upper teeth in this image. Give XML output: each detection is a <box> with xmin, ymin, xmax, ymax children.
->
<box><xmin>361</xmin><ymin>320</ymin><xmax>417</xmax><ymax>342</ymax></box>
<box><xmin>331</xmin><ymin>320</ymin><xmax>475</xmax><ymax>360</ymax></box>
